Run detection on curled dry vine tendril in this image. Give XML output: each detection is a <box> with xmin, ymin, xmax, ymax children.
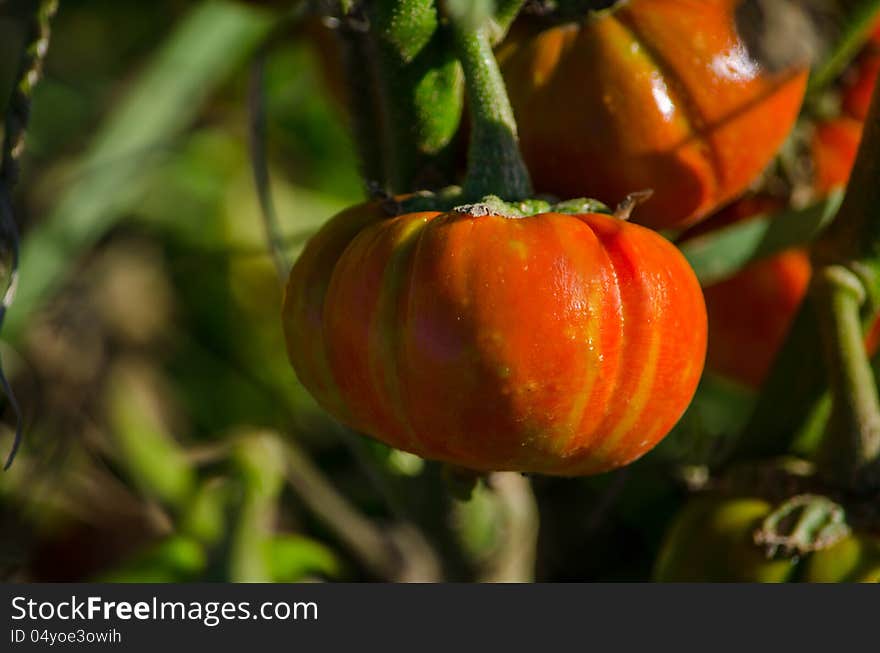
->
<box><xmin>0</xmin><ymin>0</ymin><xmax>60</xmax><ymax>469</ymax></box>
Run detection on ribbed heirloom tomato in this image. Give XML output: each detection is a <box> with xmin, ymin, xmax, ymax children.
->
<box><xmin>499</xmin><ymin>0</ymin><xmax>808</xmax><ymax>230</ymax></box>
<box><xmin>283</xmin><ymin>202</ymin><xmax>707</xmax><ymax>476</ymax></box>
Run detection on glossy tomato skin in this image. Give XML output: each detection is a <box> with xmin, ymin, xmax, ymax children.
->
<box><xmin>500</xmin><ymin>0</ymin><xmax>808</xmax><ymax>230</ymax></box>
<box><xmin>284</xmin><ymin>205</ymin><xmax>707</xmax><ymax>476</ymax></box>
<box><xmin>812</xmin><ymin>117</ymin><xmax>864</xmax><ymax>194</ymax></box>
<box><xmin>282</xmin><ymin>202</ymin><xmax>389</xmax><ymax>420</ymax></box>
<box><xmin>654</xmin><ymin>496</ymin><xmax>797</xmax><ymax>582</ymax></box>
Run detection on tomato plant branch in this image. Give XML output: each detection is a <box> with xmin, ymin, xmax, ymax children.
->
<box><xmin>733</xmin><ymin>73</ymin><xmax>880</xmax><ymax>475</ymax></box>
<box><xmin>478</xmin><ymin>471</ymin><xmax>538</xmax><ymax>582</ymax></box>
<box><xmin>248</xmin><ymin>53</ymin><xmax>291</xmax><ymax>283</ymax></box>
<box><xmin>358</xmin><ymin>1</ymin><xmax>463</xmax><ymax>193</ymax></box>
<box><xmin>334</xmin><ymin>11</ymin><xmax>389</xmax><ymax>189</ymax></box>
<box><xmin>229</xmin><ymin>433</ymin><xmax>286</xmax><ymax>582</ymax></box>
<box><xmin>813</xmin><ymin>267</ymin><xmax>880</xmax><ymax>488</ymax></box>
<box><xmin>283</xmin><ymin>438</ymin><xmax>443</xmax><ymax>580</ymax></box>
<box><xmin>803</xmin><ymin>75</ymin><xmax>880</xmax><ymax>489</ymax></box>
<box><xmin>0</xmin><ymin>0</ymin><xmax>59</xmax><ymax>470</ymax></box>
<box><xmin>451</xmin><ymin>18</ymin><xmax>532</xmax><ymax>201</ymax></box>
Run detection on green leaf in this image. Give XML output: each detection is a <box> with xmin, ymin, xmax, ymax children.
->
<box><xmin>5</xmin><ymin>1</ymin><xmax>273</xmax><ymax>340</ymax></box>
<box><xmin>373</xmin><ymin>0</ymin><xmax>438</xmax><ymax>63</ymax></box>
<box><xmin>96</xmin><ymin>535</ymin><xmax>206</xmax><ymax>583</ymax></box>
<box><xmin>652</xmin><ymin>373</ymin><xmax>755</xmax><ymax>466</ymax></box>
<box><xmin>228</xmin><ymin>432</ymin><xmax>287</xmax><ymax>583</ymax></box>
<box><xmin>105</xmin><ymin>363</ymin><xmax>196</xmax><ymax>510</ymax></box>
<box><xmin>809</xmin><ymin>0</ymin><xmax>880</xmax><ymax>93</ymax></box>
<box><xmin>265</xmin><ymin>534</ymin><xmax>341</xmax><ymax>581</ymax></box>
<box><xmin>680</xmin><ymin>191</ymin><xmax>843</xmax><ymax>286</ymax></box>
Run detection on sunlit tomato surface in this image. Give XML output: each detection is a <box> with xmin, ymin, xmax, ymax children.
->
<box><xmin>500</xmin><ymin>0</ymin><xmax>808</xmax><ymax>230</ymax></box>
<box><xmin>681</xmin><ymin>196</ymin><xmax>811</xmax><ymax>388</ymax></box>
<box><xmin>654</xmin><ymin>496</ymin><xmax>797</xmax><ymax>582</ymax></box>
<box><xmin>283</xmin><ymin>203</ymin><xmax>707</xmax><ymax>476</ymax></box>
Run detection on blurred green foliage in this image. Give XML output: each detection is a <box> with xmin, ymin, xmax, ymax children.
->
<box><xmin>0</xmin><ymin>0</ymin><xmax>877</xmax><ymax>583</ymax></box>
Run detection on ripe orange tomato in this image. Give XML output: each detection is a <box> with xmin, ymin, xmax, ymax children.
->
<box><xmin>681</xmin><ymin>196</ymin><xmax>810</xmax><ymax>388</ymax></box>
<box><xmin>688</xmin><ymin>197</ymin><xmax>813</xmax><ymax>387</ymax></box>
<box><xmin>684</xmin><ymin>42</ymin><xmax>880</xmax><ymax>389</ymax></box>
<box><xmin>283</xmin><ymin>202</ymin><xmax>707</xmax><ymax>476</ymax></box>
<box><xmin>500</xmin><ymin>0</ymin><xmax>808</xmax><ymax>230</ymax></box>
<box><xmin>812</xmin><ymin>117</ymin><xmax>864</xmax><ymax>194</ymax></box>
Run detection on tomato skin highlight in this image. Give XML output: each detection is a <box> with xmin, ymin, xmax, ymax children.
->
<box><xmin>284</xmin><ymin>204</ymin><xmax>707</xmax><ymax>476</ymax></box>
<box><xmin>500</xmin><ymin>0</ymin><xmax>807</xmax><ymax>230</ymax></box>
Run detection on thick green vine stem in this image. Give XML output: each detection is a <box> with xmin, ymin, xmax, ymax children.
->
<box><xmin>810</xmin><ymin>73</ymin><xmax>880</xmax><ymax>490</ymax></box>
<box><xmin>814</xmin><ymin>267</ymin><xmax>880</xmax><ymax>489</ymax></box>
<box><xmin>733</xmin><ymin>55</ymin><xmax>880</xmax><ymax>483</ymax></box>
<box><xmin>323</xmin><ymin>1</ymin><xmax>465</xmax><ymax>193</ymax></box>
<box><xmin>451</xmin><ymin>19</ymin><xmax>532</xmax><ymax>201</ymax></box>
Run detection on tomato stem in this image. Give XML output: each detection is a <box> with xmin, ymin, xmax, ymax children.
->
<box><xmin>335</xmin><ymin>12</ymin><xmax>391</xmax><ymax>191</ymax></box>
<box><xmin>452</xmin><ymin>20</ymin><xmax>532</xmax><ymax>201</ymax></box>
<box><xmin>810</xmin><ymin>76</ymin><xmax>880</xmax><ymax>490</ymax></box>
<box><xmin>813</xmin><ymin>266</ymin><xmax>880</xmax><ymax>489</ymax></box>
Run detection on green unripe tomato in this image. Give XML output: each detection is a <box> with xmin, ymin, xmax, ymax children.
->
<box><xmin>654</xmin><ymin>497</ymin><xmax>798</xmax><ymax>582</ymax></box>
<box><xmin>803</xmin><ymin>536</ymin><xmax>880</xmax><ymax>583</ymax></box>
